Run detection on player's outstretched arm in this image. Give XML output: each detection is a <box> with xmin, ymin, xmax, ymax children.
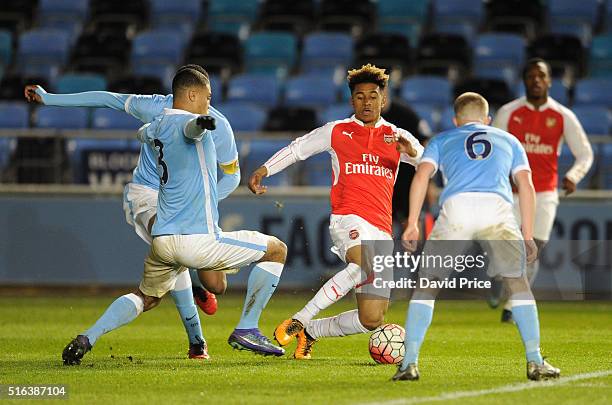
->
<box><xmin>515</xmin><ymin>170</ymin><xmax>538</xmax><ymax>263</ymax></box>
<box><xmin>218</xmin><ymin>159</ymin><xmax>240</xmax><ymax>200</ymax></box>
<box><xmin>184</xmin><ymin>115</ymin><xmax>216</xmax><ymax>140</ymax></box>
<box><xmin>402</xmin><ymin>162</ymin><xmax>435</xmax><ymax>252</ymax></box>
<box><xmin>248</xmin><ymin>166</ymin><xmax>268</xmax><ymax>195</ymax></box>
<box><xmin>24</xmin><ymin>84</ymin><xmax>129</xmax><ymax>110</ymax></box>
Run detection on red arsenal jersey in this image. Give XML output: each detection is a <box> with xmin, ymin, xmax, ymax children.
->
<box><xmin>264</xmin><ymin>116</ymin><xmax>423</xmax><ymax>234</ymax></box>
<box><xmin>493</xmin><ymin>97</ymin><xmax>593</xmax><ymax>192</ymax></box>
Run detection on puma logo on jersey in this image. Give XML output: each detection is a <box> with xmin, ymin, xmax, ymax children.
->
<box><xmin>342</xmin><ymin>131</ymin><xmax>353</xmax><ymax>139</ymax></box>
<box><xmin>512</xmin><ymin>116</ymin><xmax>523</xmax><ymax>124</ymax></box>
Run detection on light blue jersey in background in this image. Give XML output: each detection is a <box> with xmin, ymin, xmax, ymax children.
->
<box><xmin>36</xmin><ymin>89</ymin><xmax>239</xmax><ymax>199</ymax></box>
<box><xmin>422</xmin><ymin>123</ymin><xmax>530</xmax><ymax>206</ymax></box>
<box><xmin>138</xmin><ymin>109</ymin><xmax>220</xmax><ymax>236</ymax></box>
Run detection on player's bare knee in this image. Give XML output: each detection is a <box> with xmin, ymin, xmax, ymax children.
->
<box><xmin>142</xmin><ymin>295</ymin><xmax>161</xmax><ymax>312</ymax></box>
<box><xmin>359</xmin><ymin>311</ymin><xmax>385</xmax><ymax>331</ymax></box>
<box><xmin>208</xmin><ymin>277</ymin><xmax>227</xmax><ymax>295</ymax></box>
<box><xmin>261</xmin><ymin>237</ymin><xmax>287</xmax><ymax>264</ymax></box>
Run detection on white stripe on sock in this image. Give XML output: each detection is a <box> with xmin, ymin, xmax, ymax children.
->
<box><xmin>125</xmin><ymin>293</ymin><xmax>144</xmax><ymax>315</ymax></box>
<box><xmin>257</xmin><ymin>261</ymin><xmax>284</xmax><ymax>277</ymax></box>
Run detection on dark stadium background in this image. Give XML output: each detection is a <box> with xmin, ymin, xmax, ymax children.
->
<box><xmin>0</xmin><ymin>0</ymin><xmax>611</xmax><ymax>292</ymax></box>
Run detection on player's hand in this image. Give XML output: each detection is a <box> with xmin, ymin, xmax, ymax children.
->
<box><xmin>24</xmin><ymin>84</ymin><xmax>43</xmax><ymax>103</ymax></box>
<box><xmin>395</xmin><ymin>133</ymin><xmax>417</xmax><ymax>157</ymax></box>
<box><xmin>248</xmin><ymin>166</ymin><xmax>268</xmax><ymax>195</ymax></box>
<box><xmin>197</xmin><ymin>115</ymin><xmax>216</xmax><ymax>131</ymax></box>
<box><xmin>561</xmin><ymin>177</ymin><xmax>576</xmax><ymax>196</ymax></box>
<box><xmin>401</xmin><ymin>223</ymin><xmax>419</xmax><ymax>253</ymax></box>
<box><xmin>524</xmin><ymin>239</ymin><xmax>538</xmax><ymax>264</ymax></box>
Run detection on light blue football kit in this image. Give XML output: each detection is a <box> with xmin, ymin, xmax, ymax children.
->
<box><xmin>36</xmin><ymin>88</ymin><xmax>237</xmax><ymax>352</ymax></box>
<box><xmin>401</xmin><ymin>122</ymin><xmax>544</xmax><ymax>372</ymax></box>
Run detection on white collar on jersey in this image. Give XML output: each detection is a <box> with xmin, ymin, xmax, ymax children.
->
<box><xmin>522</xmin><ymin>96</ymin><xmax>553</xmax><ymax>111</ymax></box>
<box><xmin>350</xmin><ymin>114</ymin><xmax>388</xmax><ymax>128</ymax></box>
<box><xmin>163</xmin><ymin>107</ymin><xmax>194</xmax><ymax>115</ymax></box>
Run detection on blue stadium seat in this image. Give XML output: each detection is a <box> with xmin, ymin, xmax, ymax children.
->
<box><xmin>150</xmin><ymin>0</ymin><xmax>201</xmax><ymax>25</ymax></box>
<box><xmin>474</xmin><ymin>65</ymin><xmax>518</xmax><ymax>87</ymax></box>
<box><xmin>216</xmin><ymin>102</ymin><xmax>267</xmax><ymax>132</ymax></box>
<box><xmin>302</xmin><ymin>32</ymin><xmax>353</xmax><ymax>73</ymax></box>
<box><xmin>39</xmin><ymin>19</ymin><xmax>82</xmax><ymax>43</ymax></box>
<box><xmin>55</xmin><ymin>73</ymin><xmax>107</xmax><ymax>93</ymax></box>
<box><xmin>601</xmin><ymin>144</ymin><xmax>612</xmax><ymax>189</ymax></box>
<box><xmin>572</xmin><ymin>106</ymin><xmax>612</xmax><ymax>136</ymax></box>
<box><xmin>210</xmin><ymin>75</ymin><xmax>223</xmax><ymax>101</ymax></box>
<box><xmin>0</xmin><ymin>137</ymin><xmax>16</xmax><ymax>170</ymax></box>
<box><xmin>285</xmin><ymin>75</ymin><xmax>338</xmax><ymax>108</ymax></box>
<box><xmin>549</xmin><ymin>0</ymin><xmax>600</xmax><ymax>27</ymax></box>
<box><xmin>0</xmin><ymin>103</ymin><xmax>29</xmax><ymax>128</ymax></box>
<box><xmin>240</xmin><ymin>139</ymin><xmax>292</xmax><ymax>186</ymax></box>
<box><xmin>475</xmin><ymin>34</ymin><xmax>526</xmax><ymax>69</ymax></box>
<box><xmin>17</xmin><ymin>29</ymin><xmax>70</xmax><ymax>67</ymax></box>
<box><xmin>400</xmin><ymin>76</ymin><xmax>452</xmax><ymax>107</ymax></box>
<box><xmin>432</xmin><ymin>0</ymin><xmax>484</xmax><ymax>26</ymax></box>
<box><xmin>21</xmin><ymin>64</ymin><xmax>60</xmax><ymax>83</ymax></box>
<box><xmin>38</xmin><ymin>0</ymin><xmax>89</xmax><ymax>20</ymax></box>
<box><xmin>227</xmin><ymin>73</ymin><xmax>281</xmax><ymax>107</ymax></box>
<box><xmin>589</xmin><ymin>34</ymin><xmax>612</xmax><ymax>77</ymax></box>
<box><xmin>377</xmin><ymin>0</ymin><xmax>429</xmax><ymax>25</ymax></box>
<box><xmin>574</xmin><ymin>79</ymin><xmax>612</xmax><ymax>107</ymax></box>
<box><xmin>439</xmin><ymin>106</ymin><xmax>455</xmax><ymax>132</ymax></box>
<box><xmin>434</xmin><ymin>21</ymin><xmax>476</xmax><ymax>45</ymax></box>
<box><xmin>92</xmin><ymin>109</ymin><xmax>141</xmax><ymax>130</ymax></box>
<box><xmin>319</xmin><ymin>103</ymin><xmax>352</xmax><ymax>125</ymax></box>
<box><xmin>131</xmin><ymin>30</ymin><xmax>185</xmax><ymax>67</ymax></box>
<box><xmin>35</xmin><ymin>106</ymin><xmax>88</xmax><ymax>129</ymax></box>
<box><xmin>208</xmin><ymin>0</ymin><xmax>260</xmax><ymax>24</ymax></box>
<box><xmin>0</xmin><ymin>30</ymin><xmax>12</xmax><ymax>67</ymax></box>
<box><xmin>549</xmin><ymin>21</ymin><xmax>592</xmax><ymax>47</ymax></box>
<box><xmin>244</xmin><ymin>32</ymin><xmax>297</xmax><ymax>77</ymax></box>
<box><xmin>302</xmin><ymin>152</ymin><xmax>332</xmax><ymax>186</ymax></box>
<box><xmin>378</xmin><ymin>23</ymin><xmax>422</xmax><ymax>47</ymax></box>
<box><xmin>558</xmin><ymin>144</ymin><xmax>598</xmax><ymax>189</ymax></box>
<box><xmin>411</xmin><ymin>104</ymin><xmax>440</xmax><ymax>133</ymax></box>
<box><xmin>132</xmin><ymin>64</ymin><xmax>174</xmax><ymax>93</ymax></box>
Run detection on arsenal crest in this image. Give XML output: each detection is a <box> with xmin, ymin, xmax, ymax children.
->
<box><xmin>349</xmin><ymin>229</ymin><xmax>360</xmax><ymax>240</ymax></box>
<box><xmin>546</xmin><ymin>117</ymin><xmax>556</xmax><ymax>128</ymax></box>
<box><xmin>383</xmin><ymin>133</ymin><xmax>395</xmax><ymax>144</ymax></box>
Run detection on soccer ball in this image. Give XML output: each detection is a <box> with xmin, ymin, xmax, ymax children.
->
<box><xmin>369</xmin><ymin>323</ymin><xmax>405</xmax><ymax>364</ymax></box>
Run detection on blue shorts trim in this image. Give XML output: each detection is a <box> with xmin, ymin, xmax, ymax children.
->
<box><xmin>217</xmin><ymin>237</ymin><xmax>267</xmax><ymax>252</ymax></box>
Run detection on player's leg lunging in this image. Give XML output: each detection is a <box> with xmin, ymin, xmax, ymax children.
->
<box><xmin>227</xmin><ymin>237</ymin><xmax>287</xmax><ymax>356</ymax></box>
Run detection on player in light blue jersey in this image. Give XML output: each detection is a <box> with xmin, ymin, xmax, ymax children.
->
<box><xmin>62</xmin><ymin>68</ymin><xmax>287</xmax><ymax>365</ymax></box>
<box><xmin>393</xmin><ymin>93</ymin><xmax>560</xmax><ymax>382</ymax></box>
<box><xmin>25</xmin><ymin>65</ymin><xmax>232</xmax><ymax>359</ymax></box>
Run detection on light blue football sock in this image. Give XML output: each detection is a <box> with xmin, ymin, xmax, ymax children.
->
<box><xmin>401</xmin><ymin>300</ymin><xmax>434</xmax><ymax>369</ymax></box>
<box><xmin>236</xmin><ymin>262</ymin><xmax>283</xmax><ymax>330</ymax></box>
<box><xmin>84</xmin><ymin>294</ymin><xmax>143</xmax><ymax>346</ymax></box>
<box><xmin>170</xmin><ymin>287</ymin><xmax>204</xmax><ymax>345</ymax></box>
<box><xmin>190</xmin><ymin>269</ymin><xmax>204</xmax><ymax>288</ymax></box>
<box><xmin>512</xmin><ymin>302</ymin><xmax>543</xmax><ymax>364</ymax></box>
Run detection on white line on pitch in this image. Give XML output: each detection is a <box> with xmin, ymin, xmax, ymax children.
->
<box><xmin>362</xmin><ymin>369</ymin><xmax>612</xmax><ymax>405</ymax></box>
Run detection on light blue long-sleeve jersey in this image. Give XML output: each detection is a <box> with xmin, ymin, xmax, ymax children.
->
<box><xmin>138</xmin><ymin>109</ymin><xmax>220</xmax><ymax>236</ymax></box>
<box><xmin>36</xmin><ymin>88</ymin><xmax>240</xmax><ymax>199</ymax></box>
<box><xmin>422</xmin><ymin>123</ymin><xmax>531</xmax><ymax>206</ymax></box>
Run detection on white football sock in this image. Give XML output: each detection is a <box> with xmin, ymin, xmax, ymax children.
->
<box><xmin>293</xmin><ymin>263</ymin><xmax>363</xmax><ymax>325</ymax></box>
<box><xmin>306</xmin><ymin>309</ymin><xmax>369</xmax><ymax>339</ymax></box>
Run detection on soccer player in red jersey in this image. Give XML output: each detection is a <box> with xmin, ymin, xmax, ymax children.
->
<box><xmin>248</xmin><ymin>64</ymin><xmax>424</xmax><ymax>359</ymax></box>
<box><xmin>492</xmin><ymin>58</ymin><xmax>594</xmax><ymax>321</ymax></box>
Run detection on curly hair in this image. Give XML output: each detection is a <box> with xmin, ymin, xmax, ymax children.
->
<box><xmin>347</xmin><ymin>64</ymin><xmax>389</xmax><ymax>93</ymax></box>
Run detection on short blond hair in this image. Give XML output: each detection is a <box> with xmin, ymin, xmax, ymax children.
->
<box><xmin>454</xmin><ymin>92</ymin><xmax>489</xmax><ymax>121</ymax></box>
<box><xmin>347</xmin><ymin>64</ymin><xmax>389</xmax><ymax>92</ymax></box>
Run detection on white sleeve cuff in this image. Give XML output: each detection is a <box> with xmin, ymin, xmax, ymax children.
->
<box><xmin>124</xmin><ymin>94</ymin><xmax>134</xmax><ymax>113</ymax></box>
<box><xmin>511</xmin><ymin>164</ymin><xmax>531</xmax><ymax>180</ymax></box>
<box><xmin>419</xmin><ymin>157</ymin><xmax>438</xmax><ymax>176</ymax></box>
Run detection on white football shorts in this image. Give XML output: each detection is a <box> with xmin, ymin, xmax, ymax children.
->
<box><xmin>425</xmin><ymin>192</ymin><xmax>525</xmax><ymax>279</ymax></box>
<box><xmin>123</xmin><ymin>182</ymin><xmax>158</xmax><ymax>245</ymax></box>
<box><xmin>512</xmin><ymin>190</ymin><xmax>559</xmax><ymax>242</ymax></box>
<box><xmin>140</xmin><ymin>231</ymin><xmax>270</xmax><ymax>297</ymax></box>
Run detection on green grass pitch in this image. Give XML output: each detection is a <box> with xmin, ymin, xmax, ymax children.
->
<box><xmin>1</xmin><ymin>294</ymin><xmax>610</xmax><ymax>404</ymax></box>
